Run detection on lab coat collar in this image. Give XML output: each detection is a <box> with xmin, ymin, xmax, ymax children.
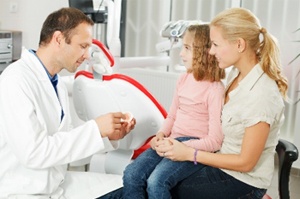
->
<box><xmin>28</xmin><ymin>49</ymin><xmax>58</xmax><ymax>81</ymax></box>
<box><xmin>21</xmin><ymin>48</ymin><xmax>51</xmax><ymax>82</ymax></box>
<box><xmin>21</xmin><ymin>48</ymin><xmax>66</xmax><ymax>124</ymax></box>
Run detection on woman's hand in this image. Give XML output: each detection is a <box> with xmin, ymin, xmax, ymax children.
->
<box><xmin>156</xmin><ymin>138</ymin><xmax>194</xmax><ymax>161</ymax></box>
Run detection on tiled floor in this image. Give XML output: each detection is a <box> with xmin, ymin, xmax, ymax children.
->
<box><xmin>288</xmin><ymin>169</ymin><xmax>300</xmax><ymax>199</ymax></box>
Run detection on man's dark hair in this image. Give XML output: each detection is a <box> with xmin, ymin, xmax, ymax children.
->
<box><xmin>39</xmin><ymin>7</ymin><xmax>94</xmax><ymax>46</ymax></box>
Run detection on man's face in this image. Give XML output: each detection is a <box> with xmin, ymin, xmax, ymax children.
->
<box><xmin>59</xmin><ymin>23</ymin><xmax>93</xmax><ymax>73</ymax></box>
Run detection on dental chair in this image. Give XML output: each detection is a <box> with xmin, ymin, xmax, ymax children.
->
<box><xmin>72</xmin><ymin>39</ymin><xmax>167</xmax><ymax>175</ymax></box>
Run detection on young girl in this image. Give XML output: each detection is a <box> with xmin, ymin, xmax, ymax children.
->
<box><xmin>121</xmin><ymin>24</ymin><xmax>226</xmax><ymax>199</ymax></box>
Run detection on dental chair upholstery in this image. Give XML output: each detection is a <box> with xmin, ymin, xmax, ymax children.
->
<box><xmin>73</xmin><ymin>70</ymin><xmax>167</xmax><ymax>175</ymax></box>
<box><xmin>71</xmin><ymin>38</ymin><xmax>167</xmax><ymax>175</ymax></box>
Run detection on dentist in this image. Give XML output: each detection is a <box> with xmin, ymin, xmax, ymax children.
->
<box><xmin>0</xmin><ymin>7</ymin><xmax>135</xmax><ymax>199</ymax></box>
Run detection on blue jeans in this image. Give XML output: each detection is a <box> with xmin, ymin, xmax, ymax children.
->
<box><xmin>97</xmin><ymin>188</ymin><xmax>123</xmax><ymax>199</ymax></box>
<box><xmin>171</xmin><ymin>165</ymin><xmax>267</xmax><ymax>199</ymax></box>
<box><xmin>122</xmin><ymin>137</ymin><xmax>201</xmax><ymax>199</ymax></box>
<box><xmin>97</xmin><ymin>166</ymin><xmax>266</xmax><ymax>199</ymax></box>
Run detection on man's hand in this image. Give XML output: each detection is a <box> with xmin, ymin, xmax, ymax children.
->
<box><xmin>95</xmin><ymin>112</ymin><xmax>136</xmax><ymax>140</ymax></box>
<box><xmin>122</xmin><ymin>117</ymin><xmax>136</xmax><ymax>133</ymax></box>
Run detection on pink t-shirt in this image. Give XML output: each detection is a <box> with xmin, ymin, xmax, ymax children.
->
<box><xmin>159</xmin><ymin>73</ymin><xmax>225</xmax><ymax>152</ymax></box>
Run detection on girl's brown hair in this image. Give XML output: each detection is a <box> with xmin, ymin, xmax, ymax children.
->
<box><xmin>186</xmin><ymin>24</ymin><xmax>225</xmax><ymax>81</ymax></box>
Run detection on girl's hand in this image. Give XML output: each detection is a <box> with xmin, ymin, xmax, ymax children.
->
<box><xmin>156</xmin><ymin>138</ymin><xmax>194</xmax><ymax>161</ymax></box>
<box><xmin>150</xmin><ymin>131</ymin><xmax>165</xmax><ymax>150</ymax></box>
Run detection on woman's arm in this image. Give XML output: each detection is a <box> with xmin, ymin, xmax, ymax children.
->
<box><xmin>157</xmin><ymin>122</ymin><xmax>270</xmax><ymax>172</ymax></box>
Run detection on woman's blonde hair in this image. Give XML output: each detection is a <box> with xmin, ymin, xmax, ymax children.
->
<box><xmin>186</xmin><ymin>24</ymin><xmax>225</xmax><ymax>81</ymax></box>
<box><xmin>210</xmin><ymin>7</ymin><xmax>288</xmax><ymax>98</ymax></box>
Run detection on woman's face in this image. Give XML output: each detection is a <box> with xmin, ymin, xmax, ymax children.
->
<box><xmin>180</xmin><ymin>31</ymin><xmax>194</xmax><ymax>70</ymax></box>
<box><xmin>209</xmin><ymin>26</ymin><xmax>240</xmax><ymax>69</ymax></box>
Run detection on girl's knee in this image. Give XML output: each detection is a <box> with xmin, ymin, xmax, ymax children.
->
<box><xmin>147</xmin><ymin>172</ymin><xmax>165</xmax><ymax>188</ymax></box>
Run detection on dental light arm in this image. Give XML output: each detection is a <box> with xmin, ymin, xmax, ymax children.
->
<box><xmin>102</xmin><ymin>0</ymin><xmax>121</xmax><ymax>59</ymax></box>
<box><xmin>90</xmin><ymin>39</ymin><xmax>114</xmax><ymax>76</ymax></box>
<box><xmin>100</xmin><ymin>0</ymin><xmax>171</xmax><ymax>70</ymax></box>
<box><xmin>156</xmin><ymin>20</ymin><xmax>207</xmax><ymax>53</ymax></box>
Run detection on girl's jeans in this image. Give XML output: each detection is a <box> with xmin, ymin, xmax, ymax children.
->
<box><xmin>122</xmin><ymin>137</ymin><xmax>202</xmax><ymax>199</ymax></box>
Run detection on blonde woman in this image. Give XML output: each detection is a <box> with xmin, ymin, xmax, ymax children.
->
<box><xmin>157</xmin><ymin>7</ymin><xmax>288</xmax><ymax>199</ymax></box>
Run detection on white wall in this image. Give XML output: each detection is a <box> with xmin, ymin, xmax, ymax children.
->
<box><xmin>0</xmin><ymin>0</ymin><xmax>68</xmax><ymax>49</ymax></box>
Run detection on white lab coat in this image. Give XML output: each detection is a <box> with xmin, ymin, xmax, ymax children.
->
<box><xmin>0</xmin><ymin>48</ymin><xmax>122</xmax><ymax>199</ymax></box>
